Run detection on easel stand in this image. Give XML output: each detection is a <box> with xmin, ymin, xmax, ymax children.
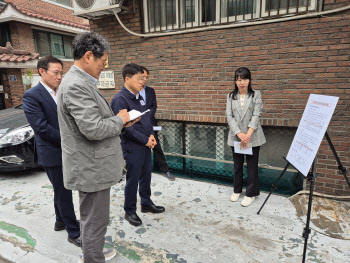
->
<box><xmin>257</xmin><ymin>159</ymin><xmax>292</xmax><ymax>215</ymax></box>
<box><xmin>257</xmin><ymin>132</ymin><xmax>349</xmax><ymax>262</ymax></box>
<box><xmin>302</xmin><ymin>158</ymin><xmax>317</xmax><ymax>263</ymax></box>
<box><xmin>325</xmin><ymin>132</ymin><xmax>350</xmax><ymax>189</ymax></box>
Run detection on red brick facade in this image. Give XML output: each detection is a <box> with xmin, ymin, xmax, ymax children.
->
<box><xmin>91</xmin><ymin>1</ymin><xmax>350</xmax><ymax>195</ymax></box>
<box><xmin>0</xmin><ymin>0</ymin><xmax>86</xmax><ymax>108</ymax></box>
<box><xmin>1</xmin><ymin>20</ymin><xmax>74</xmax><ymax>108</ymax></box>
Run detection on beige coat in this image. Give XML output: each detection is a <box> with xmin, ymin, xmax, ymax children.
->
<box><xmin>226</xmin><ymin>90</ymin><xmax>266</xmax><ymax>147</ymax></box>
<box><xmin>57</xmin><ymin>66</ymin><xmax>124</xmax><ymax>192</ymax></box>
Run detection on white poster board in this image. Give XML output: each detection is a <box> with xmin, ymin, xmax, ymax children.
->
<box><xmin>286</xmin><ymin>94</ymin><xmax>339</xmax><ymax>177</ymax></box>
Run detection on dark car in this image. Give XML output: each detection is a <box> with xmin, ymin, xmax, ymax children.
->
<box><xmin>0</xmin><ymin>105</ymin><xmax>39</xmax><ymax>171</ymax></box>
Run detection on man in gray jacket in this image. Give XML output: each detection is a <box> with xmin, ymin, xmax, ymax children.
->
<box><xmin>57</xmin><ymin>32</ymin><xmax>136</xmax><ymax>263</ymax></box>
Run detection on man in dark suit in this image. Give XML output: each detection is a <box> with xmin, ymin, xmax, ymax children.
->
<box><xmin>23</xmin><ymin>56</ymin><xmax>80</xmax><ymax>247</ymax></box>
<box><xmin>139</xmin><ymin>66</ymin><xmax>175</xmax><ymax>181</ymax></box>
<box><xmin>111</xmin><ymin>63</ymin><xmax>165</xmax><ymax>227</ymax></box>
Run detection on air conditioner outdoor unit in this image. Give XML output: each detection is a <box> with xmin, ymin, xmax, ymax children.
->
<box><xmin>73</xmin><ymin>0</ymin><xmax>126</xmax><ymax>19</ymax></box>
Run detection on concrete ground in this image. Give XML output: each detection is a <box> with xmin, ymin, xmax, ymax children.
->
<box><xmin>0</xmin><ymin>168</ymin><xmax>349</xmax><ymax>263</ymax></box>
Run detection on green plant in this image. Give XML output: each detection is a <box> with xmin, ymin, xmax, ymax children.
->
<box><xmin>25</xmin><ymin>69</ymin><xmax>34</xmax><ymax>85</ymax></box>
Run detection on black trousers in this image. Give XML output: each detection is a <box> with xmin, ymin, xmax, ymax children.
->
<box><xmin>44</xmin><ymin>166</ymin><xmax>80</xmax><ymax>238</ymax></box>
<box><xmin>231</xmin><ymin>146</ymin><xmax>260</xmax><ymax>197</ymax></box>
<box><xmin>123</xmin><ymin>148</ymin><xmax>153</xmax><ymax>215</ymax></box>
<box><xmin>153</xmin><ymin>131</ymin><xmax>169</xmax><ymax>173</ymax></box>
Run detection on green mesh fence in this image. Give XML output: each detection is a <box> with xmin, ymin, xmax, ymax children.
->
<box><xmin>153</xmin><ymin>121</ymin><xmax>302</xmax><ymax>196</ymax></box>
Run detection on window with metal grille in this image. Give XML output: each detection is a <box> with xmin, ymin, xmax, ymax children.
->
<box><xmin>142</xmin><ymin>0</ymin><xmax>319</xmax><ymax>33</ymax></box>
<box><xmin>154</xmin><ymin>121</ymin><xmax>302</xmax><ymax>195</ymax></box>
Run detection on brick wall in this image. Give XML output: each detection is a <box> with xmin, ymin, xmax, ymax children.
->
<box><xmin>4</xmin><ymin>20</ymin><xmax>74</xmax><ymax>107</ymax></box>
<box><xmin>9</xmin><ymin>22</ymin><xmax>35</xmax><ymax>52</ymax></box>
<box><xmin>91</xmin><ymin>1</ymin><xmax>350</xmax><ymax>195</ymax></box>
<box><xmin>1</xmin><ymin>68</ymin><xmax>23</xmax><ymax>107</ymax></box>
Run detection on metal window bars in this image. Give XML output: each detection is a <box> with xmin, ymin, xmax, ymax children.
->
<box><xmin>143</xmin><ymin>0</ymin><xmax>320</xmax><ymax>33</ymax></box>
<box><xmin>154</xmin><ymin>120</ymin><xmax>303</xmax><ymax>195</ymax></box>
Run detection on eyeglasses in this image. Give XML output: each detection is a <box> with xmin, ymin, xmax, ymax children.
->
<box><xmin>97</xmin><ymin>57</ymin><xmax>108</xmax><ymax>66</ymax></box>
<box><xmin>133</xmin><ymin>77</ymin><xmax>147</xmax><ymax>82</ymax></box>
<box><xmin>47</xmin><ymin>70</ymin><xmax>64</xmax><ymax>76</ymax></box>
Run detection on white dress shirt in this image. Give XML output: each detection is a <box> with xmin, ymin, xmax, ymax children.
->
<box><xmin>40</xmin><ymin>81</ymin><xmax>58</xmax><ymax>104</ymax></box>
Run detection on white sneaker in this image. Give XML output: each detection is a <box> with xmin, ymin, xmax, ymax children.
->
<box><xmin>230</xmin><ymin>192</ymin><xmax>241</xmax><ymax>202</ymax></box>
<box><xmin>241</xmin><ymin>196</ymin><xmax>255</xmax><ymax>207</ymax></box>
<box><xmin>78</xmin><ymin>248</ymin><xmax>117</xmax><ymax>263</ymax></box>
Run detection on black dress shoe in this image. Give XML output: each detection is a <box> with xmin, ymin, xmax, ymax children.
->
<box><xmin>141</xmin><ymin>204</ymin><xmax>165</xmax><ymax>213</ymax></box>
<box><xmin>125</xmin><ymin>213</ymin><xmax>142</xmax><ymax>227</ymax></box>
<box><xmin>54</xmin><ymin>221</ymin><xmax>66</xmax><ymax>231</ymax></box>
<box><xmin>162</xmin><ymin>172</ymin><xmax>176</xmax><ymax>181</ymax></box>
<box><xmin>68</xmin><ymin>235</ymin><xmax>81</xmax><ymax>247</ymax></box>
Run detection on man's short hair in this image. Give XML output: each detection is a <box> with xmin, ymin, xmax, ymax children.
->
<box><xmin>37</xmin><ymin>56</ymin><xmax>63</xmax><ymax>76</ymax></box>
<box><xmin>72</xmin><ymin>32</ymin><xmax>110</xmax><ymax>60</ymax></box>
<box><xmin>140</xmin><ymin>66</ymin><xmax>149</xmax><ymax>75</ymax></box>
<box><xmin>122</xmin><ymin>63</ymin><xmax>143</xmax><ymax>81</ymax></box>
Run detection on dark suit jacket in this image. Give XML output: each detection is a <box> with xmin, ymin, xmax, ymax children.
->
<box><xmin>144</xmin><ymin>86</ymin><xmax>157</xmax><ymax>126</ymax></box>
<box><xmin>111</xmin><ymin>86</ymin><xmax>154</xmax><ymax>150</ymax></box>
<box><xmin>23</xmin><ymin>82</ymin><xmax>62</xmax><ymax>167</ymax></box>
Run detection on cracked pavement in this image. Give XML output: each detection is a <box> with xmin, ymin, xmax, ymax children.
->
<box><xmin>0</xmin><ymin>168</ymin><xmax>349</xmax><ymax>263</ymax></box>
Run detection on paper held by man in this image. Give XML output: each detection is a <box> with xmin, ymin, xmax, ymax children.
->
<box><xmin>128</xmin><ymin>109</ymin><xmax>150</xmax><ymax>121</ymax></box>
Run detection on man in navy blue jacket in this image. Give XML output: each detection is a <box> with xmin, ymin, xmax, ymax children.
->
<box><xmin>23</xmin><ymin>56</ymin><xmax>80</xmax><ymax>246</ymax></box>
<box><xmin>139</xmin><ymin>66</ymin><xmax>175</xmax><ymax>181</ymax></box>
<box><xmin>111</xmin><ymin>63</ymin><xmax>165</xmax><ymax>227</ymax></box>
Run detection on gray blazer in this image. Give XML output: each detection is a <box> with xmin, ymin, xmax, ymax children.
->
<box><xmin>57</xmin><ymin>66</ymin><xmax>124</xmax><ymax>192</ymax></box>
<box><xmin>226</xmin><ymin>90</ymin><xmax>266</xmax><ymax>147</ymax></box>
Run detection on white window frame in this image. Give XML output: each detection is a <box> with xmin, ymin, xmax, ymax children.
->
<box><xmin>180</xmin><ymin>0</ymin><xmax>200</xmax><ymax>28</ymax></box>
<box><xmin>143</xmin><ymin>0</ymin><xmax>318</xmax><ymax>32</ymax></box>
<box><xmin>40</xmin><ymin>0</ymin><xmax>73</xmax><ymax>10</ymax></box>
<box><xmin>199</xmin><ymin>0</ymin><xmax>221</xmax><ymax>25</ymax></box>
<box><xmin>143</xmin><ymin>0</ymin><xmax>180</xmax><ymax>33</ymax></box>
<box><xmin>261</xmin><ymin>0</ymin><xmax>317</xmax><ymax>17</ymax></box>
<box><xmin>220</xmin><ymin>0</ymin><xmax>260</xmax><ymax>23</ymax></box>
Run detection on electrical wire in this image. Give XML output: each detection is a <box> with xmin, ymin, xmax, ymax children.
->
<box><xmin>112</xmin><ymin>5</ymin><xmax>350</xmax><ymax>38</ymax></box>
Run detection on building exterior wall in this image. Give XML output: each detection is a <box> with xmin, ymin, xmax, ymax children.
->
<box><xmin>3</xmin><ymin>19</ymin><xmax>75</xmax><ymax>108</ymax></box>
<box><xmin>0</xmin><ymin>0</ymin><xmax>87</xmax><ymax>108</ymax></box>
<box><xmin>91</xmin><ymin>1</ymin><xmax>350</xmax><ymax>195</ymax></box>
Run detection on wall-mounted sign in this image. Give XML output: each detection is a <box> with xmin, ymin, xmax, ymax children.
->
<box><xmin>97</xmin><ymin>70</ymin><xmax>115</xmax><ymax>89</ymax></box>
<box><xmin>0</xmin><ymin>85</ymin><xmax>3</xmax><ymax>93</ymax></box>
<box><xmin>9</xmin><ymin>75</ymin><xmax>17</xmax><ymax>82</ymax></box>
<box><xmin>5</xmin><ymin>93</ymin><xmax>9</xmax><ymax>99</ymax></box>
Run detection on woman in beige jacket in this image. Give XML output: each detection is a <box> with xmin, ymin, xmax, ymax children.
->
<box><xmin>226</xmin><ymin>67</ymin><xmax>266</xmax><ymax>207</ymax></box>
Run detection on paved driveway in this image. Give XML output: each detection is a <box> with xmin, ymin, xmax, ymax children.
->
<box><xmin>0</xmin><ymin>169</ymin><xmax>349</xmax><ymax>263</ymax></box>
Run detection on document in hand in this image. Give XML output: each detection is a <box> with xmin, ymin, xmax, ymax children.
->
<box><xmin>128</xmin><ymin>109</ymin><xmax>150</xmax><ymax>121</ymax></box>
<box><xmin>234</xmin><ymin>141</ymin><xmax>253</xmax><ymax>155</ymax></box>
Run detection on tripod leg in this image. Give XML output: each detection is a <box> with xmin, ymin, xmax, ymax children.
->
<box><xmin>325</xmin><ymin>132</ymin><xmax>350</xmax><ymax>190</ymax></box>
<box><xmin>302</xmin><ymin>159</ymin><xmax>317</xmax><ymax>263</ymax></box>
<box><xmin>257</xmin><ymin>163</ymin><xmax>290</xmax><ymax>215</ymax></box>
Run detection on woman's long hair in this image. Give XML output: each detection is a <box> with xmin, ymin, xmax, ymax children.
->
<box><xmin>229</xmin><ymin>67</ymin><xmax>254</xmax><ymax>100</ymax></box>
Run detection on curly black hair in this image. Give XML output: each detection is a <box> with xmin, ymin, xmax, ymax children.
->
<box><xmin>72</xmin><ymin>32</ymin><xmax>110</xmax><ymax>60</ymax></box>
